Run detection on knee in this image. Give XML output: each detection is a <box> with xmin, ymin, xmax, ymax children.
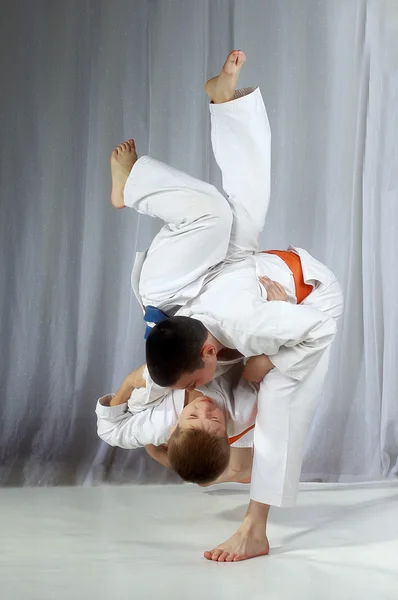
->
<box><xmin>202</xmin><ymin>192</ymin><xmax>233</xmax><ymax>236</ymax></box>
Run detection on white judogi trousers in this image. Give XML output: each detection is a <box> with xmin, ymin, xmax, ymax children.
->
<box><xmin>124</xmin><ymin>88</ymin><xmax>343</xmax><ymax>507</ymax></box>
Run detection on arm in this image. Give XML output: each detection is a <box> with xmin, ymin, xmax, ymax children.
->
<box><xmin>232</xmin><ymin>301</ymin><xmax>337</xmax><ymax>381</ymax></box>
<box><xmin>242</xmin><ymin>278</ymin><xmax>287</xmax><ymax>383</ymax></box>
<box><xmin>96</xmin><ymin>365</ymin><xmax>178</xmax><ymax>449</ymax></box>
<box><xmin>109</xmin><ymin>364</ymin><xmax>146</xmax><ymax>407</ymax></box>
<box><xmin>96</xmin><ymin>398</ymin><xmax>168</xmax><ymax>449</ymax></box>
<box><xmin>243</xmin><ymin>354</ymin><xmax>275</xmax><ymax>383</ymax></box>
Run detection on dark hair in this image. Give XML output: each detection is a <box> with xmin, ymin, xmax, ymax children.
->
<box><xmin>168</xmin><ymin>426</ymin><xmax>230</xmax><ymax>484</ymax></box>
<box><xmin>146</xmin><ymin>316</ymin><xmax>207</xmax><ymax>386</ymax></box>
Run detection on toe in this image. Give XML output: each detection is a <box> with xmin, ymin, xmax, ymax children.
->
<box><xmin>217</xmin><ymin>551</ymin><xmax>230</xmax><ymax>562</ymax></box>
<box><xmin>237</xmin><ymin>51</ymin><xmax>246</xmax><ymax>65</ymax></box>
<box><xmin>233</xmin><ymin>554</ymin><xmax>244</xmax><ymax>562</ymax></box>
<box><xmin>225</xmin><ymin>553</ymin><xmax>237</xmax><ymax>562</ymax></box>
<box><xmin>204</xmin><ymin>551</ymin><xmax>213</xmax><ymax>560</ymax></box>
<box><xmin>212</xmin><ymin>549</ymin><xmax>224</xmax><ymax>561</ymax></box>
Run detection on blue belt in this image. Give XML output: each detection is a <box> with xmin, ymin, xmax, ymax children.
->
<box><xmin>143</xmin><ymin>305</ymin><xmax>169</xmax><ymax>339</ymax></box>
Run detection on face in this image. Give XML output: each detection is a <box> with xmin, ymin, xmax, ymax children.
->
<box><xmin>171</xmin><ymin>345</ymin><xmax>218</xmax><ymax>391</ymax></box>
<box><xmin>174</xmin><ymin>396</ymin><xmax>227</xmax><ymax>437</ymax></box>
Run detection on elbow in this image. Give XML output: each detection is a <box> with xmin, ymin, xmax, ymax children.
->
<box><xmin>314</xmin><ymin>315</ymin><xmax>337</xmax><ymax>344</ymax></box>
<box><xmin>97</xmin><ymin>425</ymin><xmax>117</xmax><ymax>447</ymax></box>
<box><xmin>327</xmin><ymin>317</ymin><xmax>337</xmax><ymax>340</ymax></box>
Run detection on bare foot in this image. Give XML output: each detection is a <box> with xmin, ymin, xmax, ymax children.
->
<box><xmin>204</xmin><ymin>522</ymin><xmax>269</xmax><ymax>562</ymax></box>
<box><xmin>110</xmin><ymin>139</ymin><xmax>137</xmax><ymax>208</ymax></box>
<box><xmin>205</xmin><ymin>50</ymin><xmax>246</xmax><ymax>104</ymax></box>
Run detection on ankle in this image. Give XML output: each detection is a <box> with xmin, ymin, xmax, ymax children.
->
<box><xmin>240</xmin><ymin>515</ymin><xmax>266</xmax><ymax>536</ymax></box>
<box><xmin>242</xmin><ymin>500</ymin><xmax>270</xmax><ymax>529</ymax></box>
<box><xmin>212</xmin><ymin>92</ymin><xmax>234</xmax><ymax>105</ymax></box>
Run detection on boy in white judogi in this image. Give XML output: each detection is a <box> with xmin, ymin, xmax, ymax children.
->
<box><xmin>96</xmin><ymin>360</ymin><xmax>257</xmax><ymax>483</ymax></box>
<box><xmin>108</xmin><ymin>51</ymin><xmax>343</xmax><ymax>561</ymax></box>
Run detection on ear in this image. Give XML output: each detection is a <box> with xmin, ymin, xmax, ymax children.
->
<box><xmin>201</xmin><ymin>342</ymin><xmax>217</xmax><ymax>360</ymax></box>
<box><xmin>167</xmin><ymin>425</ymin><xmax>176</xmax><ymax>443</ymax></box>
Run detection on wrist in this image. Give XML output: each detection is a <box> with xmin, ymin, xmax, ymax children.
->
<box><xmin>109</xmin><ymin>382</ymin><xmax>132</xmax><ymax>406</ymax></box>
<box><xmin>109</xmin><ymin>395</ymin><xmax>128</xmax><ymax>407</ymax></box>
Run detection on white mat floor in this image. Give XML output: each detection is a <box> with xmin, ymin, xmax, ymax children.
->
<box><xmin>1</xmin><ymin>481</ymin><xmax>398</xmax><ymax>600</ymax></box>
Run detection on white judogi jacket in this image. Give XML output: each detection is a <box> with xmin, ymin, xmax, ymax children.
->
<box><xmin>130</xmin><ymin>224</ymin><xmax>336</xmax><ymax>383</ymax></box>
<box><xmin>175</xmin><ymin>247</ymin><xmax>337</xmax><ymax>381</ymax></box>
<box><xmin>96</xmin><ymin>361</ymin><xmax>257</xmax><ymax>449</ymax></box>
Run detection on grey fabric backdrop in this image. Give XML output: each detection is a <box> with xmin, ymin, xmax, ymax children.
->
<box><xmin>1</xmin><ymin>0</ymin><xmax>397</xmax><ymax>486</ymax></box>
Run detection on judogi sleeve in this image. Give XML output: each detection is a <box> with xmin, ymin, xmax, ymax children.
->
<box><xmin>96</xmin><ymin>374</ymin><xmax>180</xmax><ymax>448</ymax></box>
<box><xmin>230</xmin><ymin>302</ymin><xmax>337</xmax><ymax>380</ymax></box>
<box><xmin>96</xmin><ymin>395</ymin><xmax>167</xmax><ymax>449</ymax></box>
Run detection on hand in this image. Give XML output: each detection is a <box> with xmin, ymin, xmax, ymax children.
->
<box><xmin>110</xmin><ymin>365</ymin><xmax>146</xmax><ymax>406</ymax></box>
<box><xmin>259</xmin><ymin>276</ymin><xmax>288</xmax><ymax>301</ymax></box>
<box><xmin>242</xmin><ymin>355</ymin><xmax>274</xmax><ymax>384</ymax></box>
<box><xmin>124</xmin><ymin>364</ymin><xmax>146</xmax><ymax>389</ymax></box>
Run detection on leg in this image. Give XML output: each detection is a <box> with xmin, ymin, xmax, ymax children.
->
<box><xmin>206</xmin><ymin>52</ymin><xmax>272</xmax><ymax>260</ymax></box>
<box><xmin>243</xmin><ymin>270</ymin><xmax>343</xmax><ymax>508</ymax></box>
<box><xmin>251</xmin><ymin>348</ymin><xmax>331</xmax><ymax>506</ymax></box>
<box><xmin>204</xmin><ymin>349</ymin><xmax>331</xmax><ymax>561</ymax></box>
<box><xmin>110</xmin><ymin>142</ymin><xmax>233</xmax><ymax>308</ymax></box>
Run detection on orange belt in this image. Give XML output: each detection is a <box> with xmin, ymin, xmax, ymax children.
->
<box><xmin>229</xmin><ymin>424</ymin><xmax>255</xmax><ymax>446</ymax></box>
<box><xmin>264</xmin><ymin>250</ymin><xmax>313</xmax><ymax>304</ymax></box>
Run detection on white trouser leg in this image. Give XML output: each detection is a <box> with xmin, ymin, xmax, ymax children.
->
<box><xmin>250</xmin><ymin>276</ymin><xmax>343</xmax><ymax>506</ymax></box>
<box><xmin>124</xmin><ymin>157</ymin><xmax>232</xmax><ymax>307</ymax></box>
<box><xmin>209</xmin><ymin>87</ymin><xmax>271</xmax><ymax>260</ymax></box>
<box><xmin>251</xmin><ymin>347</ymin><xmax>331</xmax><ymax>507</ymax></box>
